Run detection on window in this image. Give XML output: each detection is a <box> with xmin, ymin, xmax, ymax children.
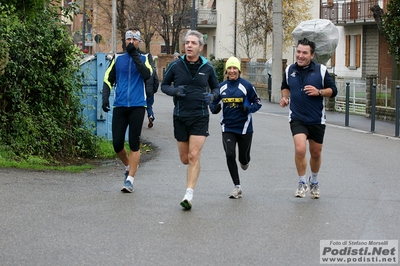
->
<box><xmin>161</xmin><ymin>45</ymin><xmax>173</xmax><ymax>54</ymax></box>
<box><xmin>326</xmin><ymin>51</ymin><xmax>335</xmax><ymax>69</ymax></box>
<box><xmin>345</xmin><ymin>34</ymin><xmax>360</xmax><ymax>69</ymax></box>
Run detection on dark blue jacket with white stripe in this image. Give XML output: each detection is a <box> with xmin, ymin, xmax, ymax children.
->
<box><xmin>210</xmin><ymin>77</ymin><xmax>262</xmax><ymax>135</ymax></box>
<box><xmin>281</xmin><ymin>60</ymin><xmax>337</xmax><ymax>125</ymax></box>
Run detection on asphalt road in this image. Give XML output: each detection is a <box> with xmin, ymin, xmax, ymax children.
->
<box><xmin>1</xmin><ymin>93</ymin><xmax>399</xmax><ymax>266</ymax></box>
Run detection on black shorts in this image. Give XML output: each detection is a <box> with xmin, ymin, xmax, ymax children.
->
<box><xmin>290</xmin><ymin>120</ymin><xmax>326</xmax><ymax>144</ymax></box>
<box><xmin>173</xmin><ymin>115</ymin><xmax>209</xmax><ymax>142</ymax></box>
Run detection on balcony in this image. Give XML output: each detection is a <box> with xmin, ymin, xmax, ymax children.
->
<box><xmin>320</xmin><ymin>0</ymin><xmax>389</xmax><ymax>25</ymax></box>
<box><xmin>196</xmin><ymin>9</ymin><xmax>217</xmax><ymax>28</ymax></box>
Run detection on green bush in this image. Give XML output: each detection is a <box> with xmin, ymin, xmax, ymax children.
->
<box><xmin>210</xmin><ymin>54</ymin><xmax>225</xmax><ymax>83</ymax></box>
<box><xmin>0</xmin><ymin>2</ymin><xmax>99</xmax><ymax>161</ymax></box>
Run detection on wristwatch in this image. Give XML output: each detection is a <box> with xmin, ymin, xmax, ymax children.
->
<box><xmin>318</xmin><ymin>90</ymin><xmax>322</xmax><ymax>96</ymax></box>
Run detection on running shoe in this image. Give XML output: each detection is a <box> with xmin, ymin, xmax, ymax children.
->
<box><xmin>121</xmin><ymin>180</ymin><xmax>133</xmax><ymax>193</ymax></box>
<box><xmin>308</xmin><ymin>177</ymin><xmax>320</xmax><ymax>199</ymax></box>
<box><xmin>240</xmin><ymin>163</ymin><xmax>249</xmax><ymax>170</ymax></box>
<box><xmin>148</xmin><ymin>116</ymin><xmax>154</xmax><ymax>128</ymax></box>
<box><xmin>294</xmin><ymin>182</ymin><xmax>308</xmax><ymax>198</ymax></box>
<box><xmin>180</xmin><ymin>197</ymin><xmax>192</xmax><ymax>210</ymax></box>
<box><xmin>229</xmin><ymin>187</ymin><xmax>242</xmax><ymax>199</ymax></box>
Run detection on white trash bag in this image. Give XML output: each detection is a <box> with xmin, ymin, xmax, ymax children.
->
<box><xmin>292</xmin><ymin>19</ymin><xmax>339</xmax><ymax>65</ymax></box>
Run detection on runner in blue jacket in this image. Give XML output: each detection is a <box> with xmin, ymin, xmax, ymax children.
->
<box><xmin>280</xmin><ymin>38</ymin><xmax>337</xmax><ymax>199</ymax></box>
<box><xmin>209</xmin><ymin>56</ymin><xmax>262</xmax><ymax>199</ymax></box>
<box><xmin>161</xmin><ymin>30</ymin><xmax>220</xmax><ymax>210</ymax></box>
<box><xmin>102</xmin><ymin>30</ymin><xmax>153</xmax><ymax>193</ymax></box>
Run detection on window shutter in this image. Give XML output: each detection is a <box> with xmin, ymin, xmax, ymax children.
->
<box><xmin>331</xmin><ymin>51</ymin><xmax>336</xmax><ymax>67</ymax></box>
<box><xmin>345</xmin><ymin>35</ymin><xmax>350</xmax><ymax>67</ymax></box>
<box><xmin>356</xmin><ymin>34</ymin><xmax>361</xmax><ymax>68</ymax></box>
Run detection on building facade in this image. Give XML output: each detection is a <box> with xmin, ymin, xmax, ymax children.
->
<box><xmin>320</xmin><ymin>0</ymin><xmax>393</xmax><ymax>82</ymax></box>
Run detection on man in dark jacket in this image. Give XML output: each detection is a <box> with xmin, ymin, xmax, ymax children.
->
<box><xmin>138</xmin><ymin>51</ymin><xmax>159</xmax><ymax>128</ymax></box>
<box><xmin>145</xmin><ymin>63</ymin><xmax>159</xmax><ymax>128</ymax></box>
<box><xmin>280</xmin><ymin>38</ymin><xmax>337</xmax><ymax>200</ymax></box>
<box><xmin>161</xmin><ymin>30</ymin><xmax>220</xmax><ymax>210</ymax></box>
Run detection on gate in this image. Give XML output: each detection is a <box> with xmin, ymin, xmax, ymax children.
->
<box><xmin>79</xmin><ymin>52</ymin><xmax>113</xmax><ymax>140</ymax></box>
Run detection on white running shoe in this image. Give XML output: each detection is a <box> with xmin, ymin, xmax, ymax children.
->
<box><xmin>180</xmin><ymin>195</ymin><xmax>192</xmax><ymax>210</ymax></box>
<box><xmin>229</xmin><ymin>187</ymin><xmax>242</xmax><ymax>199</ymax></box>
<box><xmin>294</xmin><ymin>182</ymin><xmax>308</xmax><ymax>198</ymax></box>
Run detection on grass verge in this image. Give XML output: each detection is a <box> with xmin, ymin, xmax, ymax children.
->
<box><xmin>0</xmin><ymin>139</ymin><xmax>153</xmax><ymax>172</ymax></box>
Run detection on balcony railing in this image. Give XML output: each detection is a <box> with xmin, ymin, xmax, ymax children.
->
<box><xmin>196</xmin><ymin>9</ymin><xmax>217</xmax><ymax>26</ymax></box>
<box><xmin>321</xmin><ymin>0</ymin><xmax>389</xmax><ymax>24</ymax></box>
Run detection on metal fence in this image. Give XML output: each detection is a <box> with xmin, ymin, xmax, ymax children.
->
<box><xmin>335</xmin><ymin>77</ymin><xmax>397</xmax><ymax>114</ymax></box>
<box><xmin>335</xmin><ymin>78</ymin><xmax>367</xmax><ymax>114</ymax></box>
<box><xmin>246</xmin><ymin>62</ymin><xmax>269</xmax><ymax>84</ymax></box>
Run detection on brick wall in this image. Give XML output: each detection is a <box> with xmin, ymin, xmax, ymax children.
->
<box><xmin>378</xmin><ymin>36</ymin><xmax>393</xmax><ymax>82</ymax></box>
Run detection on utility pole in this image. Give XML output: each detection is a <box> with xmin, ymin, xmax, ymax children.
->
<box><xmin>271</xmin><ymin>0</ymin><xmax>283</xmax><ymax>103</ymax></box>
<box><xmin>191</xmin><ymin>0</ymin><xmax>196</xmax><ymax>30</ymax></box>
<box><xmin>82</xmin><ymin>0</ymin><xmax>86</xmax><ymax>51</ymax></box>
<box><xmin>112</xmin><ymin>0</ymin><xmax>117</xmax><ymax>53</ymax></box>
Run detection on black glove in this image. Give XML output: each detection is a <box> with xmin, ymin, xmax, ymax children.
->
<box><xmin>238</xmin><ymin>104</ymin><xmax>248</xmax><ymax>114</ymax></box>
<box><xmin>102</xmin><ymin>99</ymin><xmax>110</xmax><ymax>112</ymax></box>
<box><xmin>102</xmin><ymin>85</ymin><xmax>111</xmax><ymax>112</ymax></box>
<box><xmin>126</xmin><ymin>43</ymin><xmax>138</xmax><ymax>56</ymax></box>
<box><xmin>174</xmin><ymin>85</ymin><xmax>187</xmax><ymax>97</ymax></box>
<box><xmin>211</xmin><ymin>103</ymin><xmax>221</xmax><ymax>114</ymax></box>
<box><xmin>203</xmin><ymin>92</ymin><xmax>214</xmax><ymax>105</ymax></box>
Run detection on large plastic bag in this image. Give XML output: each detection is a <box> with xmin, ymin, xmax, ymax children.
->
<box><xmin>292</xmin><ymin>19</ymin><xmax>339</xmax><ymax>65</ymax></box>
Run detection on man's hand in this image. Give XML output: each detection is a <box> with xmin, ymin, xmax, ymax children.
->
<box><xmin>102</xmin><ymin>99</ymin><xmax>110</xmax><ymax>112</ymax></box>
<box><xmin>279</xmin><ymin>97</ymin><xmax>289</xmax><ymax>107</ymax></box>
<box><xmin>203</xmin><ymin>92</ymin><xmax>214</xmax><ymax>105</ymax></box>
<box><xmin>174</xmin><ymin>85</ymin><xmax>187</xmax><ymax>97</ymax></box>
<box><xmin>211</xmin><ymin>103</ymin><xmax>222</xmax><ymax>114</ymax></box>
<box><xmin>126</xmin><ymin>43</ymin><xmax>137</xmax><ymax>56</ymax></box>
<box><xmin>304</xmin><ymin>85</ymin><xmax>319</xmax><ymax>96</ymax></box>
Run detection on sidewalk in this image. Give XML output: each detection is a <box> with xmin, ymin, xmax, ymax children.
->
<box><xmin>260</xmin><ymin>100</ymin><xmax>399</xmax><ymax>138</ymax></box>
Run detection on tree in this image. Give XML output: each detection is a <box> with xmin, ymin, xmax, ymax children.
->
<box><xmin>379</xmin><ymin>0</ymin><xmax>400</xmax><ymax>108</ymax></box>
<box><xmin>117</xmin><ymin>0</ymin><xmax>128</xmax><ymax>50</ymax></box>
<box><xmin>125</xmin><ymin>0</ymin><xmax>160</xmax><ymax>53</ymax></box>
<box><xmin>1</xmin><ymin>0</ymin><xmax>47</xmax><ymax>20</ymax></box>
<box><xmin>282</xmin><ymin>0</ymin><xmax>312</xmax><ymax>47</ymax></box>
<box><xmin>382</xmin><ymin>0</ymin><xmax>400</xmax><ymax>65</ymax></box>
<box><xmin>153</xmin><ymin>0</ymin><xmax>191</xmax><ymax>54</ymax></box>
<box><xmin>237</xmin><ymin>0</ymin><xmax>312</xmax><ymax>59</ymax></box>
<box><xmin>237</xmin><ymin>0</ymin><xmax>268</xmax><ymax>59</ymax></box>
<box><xmin>238</xmin><ymin>0</ymin><xmax>273</xmax><ymax>59</ymax></box>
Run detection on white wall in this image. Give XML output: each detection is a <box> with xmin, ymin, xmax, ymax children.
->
<box><xmin>214</xmin><ymin>0</ymin><xmax>235</xmax><ymax>58</ymax></box>
<box><xmin>333</xmin><ymin>25</ymin><xmax>363</xmax><ymax>78</ymax></box>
